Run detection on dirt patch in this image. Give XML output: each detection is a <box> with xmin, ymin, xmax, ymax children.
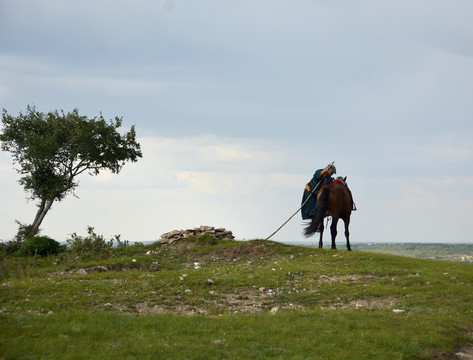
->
<box><xmin>432</xmin><ymin>346</ymin><xmax>473</xmax><ymax>360</ymax></box>
<box><xmin>49</xmin><ymin>263</ymin><xmax>160</xmax><ymax>276</ymax></box>
<box><xmin>188</xmin><ymin>240</ymin><xmax>287</xmax><ymax>262</ymax></box>
<box><xmin>323</xmin><ymin>296</ymin><xmax>399</xmax><ymax>310</ymax></box>
<box><xmin>113</xmin><ymin>287</ymin><xmax>278</xmax><ymax>315</ymax></box>
<box><xmin>105</xmin><ymin>284</ymin><xmax>399</xmax><ymax>315</ymax></box>
<box><xmin>421</xmin><ymin>326</ymin><xmax>473</xmax><ymax>360</ymax></box>
<box><xmin>318</xmin><ymin>274</ymin><xmax>384</xmax><ymax>284</ymax></box>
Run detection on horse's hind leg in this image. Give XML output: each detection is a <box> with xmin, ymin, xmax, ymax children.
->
<box><xmin>318</xmin><ymin>221</ymin><xmax>324</xmax><ymax>248</ymax></box>
<box><xmin>344</xmin><ymin>217</ymin><xmax>351</xmax><ymax>251</ymax></box>
<box><xmin>330</xmin><ymin>218</ymin><xmax>338</xmax><ymax>250</ymax></box>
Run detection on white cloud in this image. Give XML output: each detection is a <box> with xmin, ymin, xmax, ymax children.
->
<box><xmin>88</xmin><ymin>135</ymin><xmax>303</xmax><ymax>191</ymax></box>
<box><xmin>2</xmin><ymin>1</ymin><xmax>473</xmax><ymax>244</ymax></box>
<box><xmin>421</xmin><ymin>145</ymin><xmax>473</xmax><ymax>163</ymax></box>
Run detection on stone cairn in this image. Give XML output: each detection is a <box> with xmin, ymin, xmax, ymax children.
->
<box><xmin>158</xmin><ymin>225</ymin><xmax>235</xmax><ymax>245</ymax></box>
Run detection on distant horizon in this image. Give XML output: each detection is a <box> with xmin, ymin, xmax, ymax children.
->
<box><xmin>2</xmin><ymin>236</ymin><xmax>472</xmax><ymax>246</ymax></box>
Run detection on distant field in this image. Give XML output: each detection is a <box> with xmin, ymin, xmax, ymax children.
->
<box><xmin>351</xmin><ymin>243</ymin><xmax>473</xmax><ymax>263</ymax></box>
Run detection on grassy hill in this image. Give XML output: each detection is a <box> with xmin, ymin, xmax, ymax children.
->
<box><xmin>352</xmin><ymin>243</ymin><xmax>473</xmax><ymax>263</ymax></box>
<box><xmin>1</xmin><ymin>237</ymin><xmax>472</xmax><ymax>359</ymax></box>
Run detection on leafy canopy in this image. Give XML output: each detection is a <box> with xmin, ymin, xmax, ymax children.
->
<box><xmin>0</xmin><ymin>105</ymin><xmax>142</xmax><ymax>202</ymax></box>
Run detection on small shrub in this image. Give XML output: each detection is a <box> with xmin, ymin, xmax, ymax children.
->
<box><xmin>66</xmin><ymin>226</ymin><xmax>115</xmax><ymax>255</ymax></box>
<box><xmin>188</xmin><ymin>233</ymin><xmax>219</xmax><ymax>246</ymax></box>
<box><xmin>114</xmin><ymin>234</ymin><xmax>129</xmax><ymax>248</ymax></box>
<box><xmin>0</xmin><ymin>241</ymin><xmax>23</xmax><ymax>257</ymax></box>
<box><xmin>21</xmin><ymin>236</ymin><xmax>62</xmax><ymax>257</ymax></box>
<box><xmin>14</xmin><ymin>221</ymin><xmax>39</xmax><ymax>242</ymax></box>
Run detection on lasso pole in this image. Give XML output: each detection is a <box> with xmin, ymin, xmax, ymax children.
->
<box><xmin>265</xmin><ymin>161</ymin><xmax>334</xmax><ymax>241</ymax></box>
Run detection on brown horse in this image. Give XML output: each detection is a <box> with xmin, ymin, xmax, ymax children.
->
<box><xmin>304</xmin><ymin>183</ymin><xmax>353</xmax><ymax>250</ymax></box>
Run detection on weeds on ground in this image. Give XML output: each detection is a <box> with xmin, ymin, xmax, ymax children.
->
<box><xmin>0</xmin><ymin>236</ymin><xmax>472</xmax><ymax>360</ymax></box>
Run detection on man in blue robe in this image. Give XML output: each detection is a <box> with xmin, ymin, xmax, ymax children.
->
<box><xmin>301</xmin><ymin>164</ymin><xmax>336</xmax><ymax>220</ymax></box>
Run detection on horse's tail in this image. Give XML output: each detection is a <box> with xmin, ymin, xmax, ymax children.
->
<box><xmin>304</xmin><ymin>186</ymin><xmax>330</xmax><ymax>237</ymax></box>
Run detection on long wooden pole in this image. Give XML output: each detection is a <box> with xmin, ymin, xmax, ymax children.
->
<box><xmin>265</xmin><ymin>162</ymin><xmax>334</xmax><ymax>241</ymax></box>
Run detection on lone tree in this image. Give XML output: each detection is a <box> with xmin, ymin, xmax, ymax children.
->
<box><xmin>1</xmin><ymin>105</ymin><xmax>143</xmax><ymax>239</ymax></box>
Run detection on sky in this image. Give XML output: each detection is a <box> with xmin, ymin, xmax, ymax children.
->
<box><xmin>1</xmin><ymin>0</ymin><xmax>472</xmax><ymax>245</ymax></box>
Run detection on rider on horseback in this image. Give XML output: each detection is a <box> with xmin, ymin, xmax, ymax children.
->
<box><xmin>301</xmin><ymin>164</ymin><xmax>336</xmax><ymax>220</ymax></box>
<box><xmin>301</xmin><ymin>163</ymin><xmax>356</xmax><ymax>221</ymax></box>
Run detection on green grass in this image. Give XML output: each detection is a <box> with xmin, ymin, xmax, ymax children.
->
<box><xmin>352</xmin><ymin>243</ymin><xmax>473</xmax><ymax>263</ymax></box>
<box><xmin>1</xmin><ymin>239</ymin><xmax>472</xmax><ymax>359</ymax></box>
<box><xmin>1</xmin><ymin>311</ymin><xmax>467</xmax><ymax>360</ymax></box>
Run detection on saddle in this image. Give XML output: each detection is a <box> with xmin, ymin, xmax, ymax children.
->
<box><xmin>333</xmin><ymin>177</ymin><xmax>357</xmax><ymax>211</ymax></box>
<box><xmin>333</xmin><ymin>177</ymin><xmax>347</xmax><ymax>186</ymax></box>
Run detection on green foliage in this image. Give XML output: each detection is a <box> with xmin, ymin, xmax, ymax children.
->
<box><xmin>0</xmin><ymin>105</ymin><xmax>143</xmax><ymax>238</ymax></box>
<box><xmin>0</xmin><ymin>240</ymin><xmax>22</xmax><ymax>257</ymax></box>
<box><xmin>66</xmin><ymin>226</ymin><xmax>116</xmax><ymax>256</ymax></box>
<box><xmin>188</xmin><ymin>233</ymin><xmax>220</xmax><ymax>246</ymax></box>
<box><xmin>14</xmin><ymin>221</ymin><xmax>39</xmax><ymax>242</ymax></box>
<box><xmin>21</xmin><ymin>236</ymin><xmax>63</xmax><ymax>257</ymax></box>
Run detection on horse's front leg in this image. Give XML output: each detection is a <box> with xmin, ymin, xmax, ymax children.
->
<box><xmin>330</xmin><ymin>217</ymin><xmax>338</xmax><ymax>249</ymax></box>
<box><xmin>318</xmin><ymin>221</ymin><xmax>324</xmax><ymax>248</ymax></box>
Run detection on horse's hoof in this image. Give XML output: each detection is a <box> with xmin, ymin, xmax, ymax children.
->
<box><xmin>347</xmin><ymin>248</ymin><xmax>352</xmax><ymax>251</ymax></box>
<box><xmin>331</xmin><ymin>247</ymin><xmax>337</xmax><ymax>250</ymax></box>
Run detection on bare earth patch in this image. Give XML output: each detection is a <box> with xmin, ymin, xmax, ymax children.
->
<box><xmin>317</xmin><ymin>274</ymin><xmax>383</xmax><ymax>283</ymax></box>
<box><xmin>323</xmin><ymin>297</ymin><xmax>399</xmax><ymax>310</ymax></box>
<box><xmin>185</xmin><ymin>240</ymin><xmax>288</xmax><ymax>262</ymax></box>
<box><xmin>105</xmin><ymin>285</ymin><xmax>399</xmax><ymax>315</ymax></box>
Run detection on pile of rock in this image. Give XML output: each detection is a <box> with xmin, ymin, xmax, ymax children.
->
<box><xmin>159</xmin><ymin>226</ymin><xmax>235</xmax><ymax>245</ymax></box>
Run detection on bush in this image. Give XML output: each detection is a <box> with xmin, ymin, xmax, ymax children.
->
<box><xmin>21</xmin><ymin>236</ymin><xmax>62</xmax><ymax>257</ymax></box>
<box><xmin>0</xmin><ymin>241</ymin><xmax>23</xmax><ymax>257</ymax></box>
<box><xmin>188</xmin><ymin>233</ymin><xmax>219</xmax><ymax>246</ymax></box>
<box><xmin>66</xmin><ymin>226</ymin><xmax>116</xmax><ymax>255</ymax></box>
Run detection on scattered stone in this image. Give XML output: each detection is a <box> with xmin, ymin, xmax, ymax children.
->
<box><xmin>392</xmin><ymin>309</ymin><xmax>405</xmax><ymax>313</ymax></box>
<box><xmin>158</xmin><ymin>226</ymin><xmax>235</xmax><ymax>245</ymax></box>
<box><xmin>206</xmin><ymin>279</ymin><xmax>214</xmax><ymax>285</ymax></box>
<box><xmin>92</xmin><ymin>266</ymin><xmax>108</xmax><ymax>272</ymax></box>
<box><xmin>455</xmin><ymin>351</ymin><xmax>473</xmax><ymax>359</ymax></box>
<box><xmin>76</xmin><ymin>268</ymin><xmax>87</xmax><ymax>275</ymax></box>
<box><xmin>270</xmin><ymin>307</ymin><xmax>279</xmax><ymax>314</ymax></box>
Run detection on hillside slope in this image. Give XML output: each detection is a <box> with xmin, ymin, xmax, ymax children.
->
<box><xmin>1</xmin><ymin>238</ymin><xmax>472</xmax><ymax>359</ymax></box>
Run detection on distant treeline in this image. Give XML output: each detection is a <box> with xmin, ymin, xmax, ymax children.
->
<box><xmin>351</xmin><ymin>243</ymin><xmax>473</xmax><ymax>263</ymax></box>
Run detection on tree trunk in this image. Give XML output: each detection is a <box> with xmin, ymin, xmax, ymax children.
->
<box><xmin>27</xmin><ymin>181</ymin><xmax>73</xmax><ymax>238</ymax></box>
<box><xmin>32</xmin><ymin>198</ymin><xmax>47</xmax><ymax>227</ymax></box>
<box><xmin>30</xmin><ymin>198</ymin><xmax>54</xmax><ymax>235</ymax></box>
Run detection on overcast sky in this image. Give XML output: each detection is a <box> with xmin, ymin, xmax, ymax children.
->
<box><xmin>1</xmin><ymin>0</ymin><xmax>472</xmax><ymax>245</ymax></box>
